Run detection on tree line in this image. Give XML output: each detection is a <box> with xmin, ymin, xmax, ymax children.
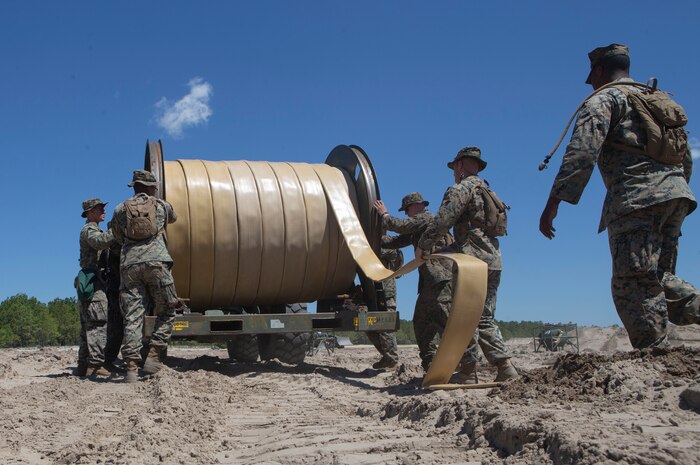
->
<box><xmin>0</xmin><ymin>293</ymin><xmax>552</xmax><ymax>348</ymax></box>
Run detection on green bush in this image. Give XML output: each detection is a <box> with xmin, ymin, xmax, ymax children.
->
<box><xmin>0</xmin><ymin>294</ymin><xmax>60</xmax><ymax>347</ymax></box>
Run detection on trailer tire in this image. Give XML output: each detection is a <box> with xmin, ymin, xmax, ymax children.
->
<box><xmin>258</xmin><ymin>304</ymin><xmax>309</xmax><ymax>365</ymax></box>
<box><xmin>227</xmin><ymin>335</ymin><xmax>259</xmax><ymax>363</ymax></box>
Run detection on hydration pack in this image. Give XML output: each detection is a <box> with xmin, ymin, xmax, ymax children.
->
<box><xmin>475</xmin><ymin>180</ymin><xmax>509</xmax><ymax>237</ymax></box>
<box><xmin>611</xmin><ymin>84</ymin><xmax>689</xmax><ymax>166</ymax></box>
<box><xmin>125</xmin><ymin>196</ymin><xmax>159</xmax><ymax>240</ymax></box>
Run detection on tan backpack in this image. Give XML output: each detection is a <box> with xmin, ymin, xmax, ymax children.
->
<box><xmin>610</xmin><ymin>84</ymin><xmax>688</xmax><ymax>165</ymax></box>
<box><xmin>475</xmin><ymin>180</ymin><xmax>509</xmax><ymax>237</ymax></box>
<box><xmin>125</xmin><ymin>196</ymin><xmax>159</xmax><ymax>240</ymax></box>
<box><xmin>540</xmin><ymin>78</ymin><xmax>689</xmax><ymax>171</ymax></box>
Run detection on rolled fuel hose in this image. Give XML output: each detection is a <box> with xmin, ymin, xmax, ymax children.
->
<box><xmin>144</xmin><ymin>142</ymin><xmax>488</xmax><ymax>387</ymax></box>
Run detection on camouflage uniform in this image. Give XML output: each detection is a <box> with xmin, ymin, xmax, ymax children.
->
<box><xmin>366</xmin><ymin>245</ymin><xmax>402</xmax><ymax>363</ymax></box>
<box><xmin>111</xmin><ymin>192</ymin><xmax>179</xmax><ymax>361</ymax></box>
<box><xmin>550</xmin><ymin>76</ymin><xmax>697</xmax><ymax>348</ymax></box>
<box><xmin>382</xmin><ymin>209</ymin><xmax>454</xmax><ymax>370</ymax></box>
<box><xmin>77</xmin><ymin>213</ymin><xmax>115</xmax><ymax>368</ymax></box>
<box><xmin>418</xmin><ymin>174</ymin><xmax>511</xmax><ymax>365</ymax></box>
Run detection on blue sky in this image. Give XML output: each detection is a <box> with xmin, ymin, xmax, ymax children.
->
<box><xmin>1</xmin><ymin>2</ymin><xmax>699</xmax><ymax>326</ymax></box>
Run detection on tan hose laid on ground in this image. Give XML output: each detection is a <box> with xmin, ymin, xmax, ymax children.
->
<box><xmin>163</xmin><ymin>159</ymin><xmax>488</xmax><ymax>387</ymax></box>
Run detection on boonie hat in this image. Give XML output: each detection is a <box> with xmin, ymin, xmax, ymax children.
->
<box><xmin>128</xmin><ymin>169</ymin><xmax>158</xmax><ymax>187</ymax></box>
<box><xmin>447</xmin><ymin>146</ymin><xmax>487</xmax><ymax>172</ymax></box>
<box><xmin>585</xmin><ymin>43</ymin><xmax>629</xmax><ymax>84</ymax></box>
<box><xmin>399</xmin><ymin>192</ymin><xmax>429</xmax><ymax>212</ymax></box>
<box><xmin>81</xmin><ymin>198</ymin><xmax>108</xmax><ymax>218</ymax></box>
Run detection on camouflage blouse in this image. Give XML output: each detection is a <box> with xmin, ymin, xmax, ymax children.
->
<box><xmin>550</xmin><ymin>77</ymin><xmax>695</xmax><ymax>232</ymax></box>
<box><xmin>111</xmin><ymin>193</ymin><xmax>177</xmax><ymax>267</ymax></box>
<box><xmin>381</xmin><ymin>211</ymin><xmax>454</xmax><ymax>292</ymax></box>
<box><xmin>418</xmin><ymin>176</ymin><xmax>502</xmax><ymax>271</ymax></box>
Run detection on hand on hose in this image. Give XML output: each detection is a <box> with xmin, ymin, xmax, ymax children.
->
<box><xmin>539</xmin><ymin>196</ymin><xmax>560</xmax><ymax>240</ymax></box>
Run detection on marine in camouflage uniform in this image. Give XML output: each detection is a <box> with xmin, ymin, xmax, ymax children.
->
<box><xmin>111</xmin><ymin>170</ymin><xmax>182</xmax><ymax>381</ymax></box>
<box><xmin>375</xmin><ymin>193</ymin><xmax>454</xmax><ymax>371</ymax></box>
<box><xmin>367</xmin><ymin>244</ymin><xmax>402</xmax><ymax>369</ymax></box>
<box><xmin>418</xmin><ymin>147</ymin><xmax>517</xmax><ymax>382</ymax></box>
<box><xmin>77</xmin><ymin>198</ymin><xmax>115</xmax><ymax>377</ymax></box>
<box><xmin>540</xmin><ymin>44</ymin><xmax>698</xmax><ymax>349</ymax></box>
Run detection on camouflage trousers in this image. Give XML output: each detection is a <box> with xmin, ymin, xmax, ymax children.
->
<box><xmin>608</xmin><ymin>198</ymin><xmax>699</xmax><ymax>349</ymax></box>
<box><xmin>463</xmin><ymin>269</ymin><xmax>510</xmax><ymax>365</ymax></box>
<box><xmin>78</xmin><ymin>290</ymin><xmax>108</xmax><ymax>367</ymax></box>
<box><xmin>104</xmin><ymin>287</ymin><xmax>124</xmax><ymax>365</ymax></box>
<box><xmin>413</xmin><ymin>280</ymin><xmax>452</xmax><ymax>370</ymax></box>
<box><xmin>367</xmin><ymin>277</ymin><xmax>398</xmax><ymax>362</ymax></box>
<box><xmin>120</xmin><ymin>262</ymin><xmax>179</xmax><ymax>361</ymax></box>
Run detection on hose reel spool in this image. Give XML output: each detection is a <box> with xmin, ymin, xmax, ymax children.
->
<box><xmin>143</xmin><ymin>141</ymin><xmax>382</xmax><ymax>312</ymax></box>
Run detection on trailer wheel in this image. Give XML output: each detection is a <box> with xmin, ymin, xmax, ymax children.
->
<box><xmin>226</xmin><ymin>335</ymin><xmax>259</xmax><ymax>363</ymax></box>
<box><xmin>258</xmin><ymin>304</ymin><xmax>310</xmax><ymax>365</ymax></box>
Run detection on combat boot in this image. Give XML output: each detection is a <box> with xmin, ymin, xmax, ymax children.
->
<box><xmin>494</xmin><ymin>359</ymin><xmax>518</xmax><ymax>382</ymax></box>
<box><xmin>142</xmin><ymin>345</ymin><xmax>165</xmax><ymax>375</ymax></box>
<box><xmin>85</xmin><ymin>365</ymin><xmax>111</xmax><ymax>379</ymax></box>
<box><xmin>103</xmin><ymin>361</ymin><xmax>126</xmax><ymax>375</ymax></box>
<box><xmin>449</xmin><ymin>361</ymin><xmax>478</xmax><ymax>385</ymax></box>
<box><xmin>74</xmin><ymin>362</ymin><xmax>88</xmax><ymax>377</ymax></box>
<box><xmin>124</xmin><ymin>359</ymin><xmax>139</xmax><ymax>383</ymax></box>
<box><xmin>372</xmin><ymin>355</ymin><xmax>398</xmax><ymax>370</ymax></box>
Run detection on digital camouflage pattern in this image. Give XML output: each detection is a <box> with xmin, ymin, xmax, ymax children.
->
<box><xmin>119</xmin><ymin>262</ymin><xmax>180</xmax><ymax>360</ymax></box>
<box><xmin>549</xmin><ymin>77</ymin><xmax>696</xmax><ymax>233</ymax></box>
<box><xmin>81</xmin><ymin>198</ymin><xmax>107</xmax><ymax>218</ymax></box>
<box><xmin>462</xmin><ymin>270</ymin><xmax>510</xmax><ymax>364</ymax></box>
<box><xmin>382</xmin><ymin>211</ymin><xmax>454</xmax><ymax>369</ymax></box>
<box><xmin>608</xmin><ymin>198</ymin><xmax>700</xmax><ymax>348</ymax></box>
<box><xmin>111</xmin><ymin>193</ymin><xmax>177</xmax><ymax>267</ymax></box>
<box><xmin>127</xmin><ymin>169</ymin><xmax>158</xmax><ymax>187</ymax></box>
<box><xmin>419</xmin><ymin>175</ymin><xmax>511</xmax><ymax>364</ymax></box>
<box><xmin>382</xmin><ymin>211</ymin><xmax>453</xmax><ymax>291</ymax></box>
<box><xmin>77</xmin><ymin>221</ymin><xmax>115</xmax><ymax>367</ymax></box>
<box><xmin>447</xmin><ymin>146</ymin><xmax>486</xmax><ymax>171</ymax></box>
<box><xmin>418</xmin><ymin>175</ymin><xmax>502</xmax><ymax>270</ymax></box>
<box><xmin>398</xmin><ymin>192</ymin><xmax>429</xmax><ymax>212</ymax></box>
<box><xmin>112</xmin><ymin>192</ymin><xmax>180</xmax><ymax>361</ymax></box>
<box><xmin>366</xmin><ymin>246</ymin><xmax>403</xmax><ymax>363</ymax></box>
<box><xmin>549</xmin><ymin>75</ymin><xmax>698</xmax><ymax>349</ymax></box>
<box><xmin>80</xmin><ymin>222</ymin><xmax>115</xmax><ymax>269</ymax></box>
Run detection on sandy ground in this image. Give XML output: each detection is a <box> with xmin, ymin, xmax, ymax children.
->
<box><xmin>1</xmin><ymin>325</ymin><xmax>700</xmax><ymax>465</ymax></box>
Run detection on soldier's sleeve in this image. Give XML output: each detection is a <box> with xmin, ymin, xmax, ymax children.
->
<box><xmin>382</xmin><ymin>214</ymin><xmax>427</xmax><ymax>234</ymax></box>
<box><xmin>84</xmin><ymin>225</ymin><xmax>115</xmax><ymax>250</ymax></box>
<box><xmin>682</xmin><ymin>139</ymin><xmax>693</xmax><ymax>183</ymax></box>
<box><xmin>109</xmin><ymin>209</ymin><xmax>124</xmax><ymax>245</ymax></box>
<box><xmin>163</xmin><ymin>200</ymin><xmax>177</xmax><ymax>223</ymax></box>
<box><xmin>550</xmin><ymin>92</ymin><xmax>617</xmax><ymax>205</ymax></box>
<box><xmin>417</xmin><ymin>185</ymin><xmax>465</xmax><ymax>251</ymax></box>
<box><xmin>381</xmin><ymin>233</ymin><xmax>413</xmax><ymax>250</ymax></box>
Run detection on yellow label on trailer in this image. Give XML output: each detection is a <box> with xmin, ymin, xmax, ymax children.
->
<box><xmin>173</xmin><ymin>321</ymin><xmax>190</xmax><ymax>331</ymax></box>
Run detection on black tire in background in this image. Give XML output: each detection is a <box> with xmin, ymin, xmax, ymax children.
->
<box><xmin>258</xmin><ymin>303</ymin><xmax>310</xmax><ymax>365</ymax></box>
<box><xmin>226</xmin><ymin>335</ymin><xmax>259</xmax><ymax>363</ymax></box>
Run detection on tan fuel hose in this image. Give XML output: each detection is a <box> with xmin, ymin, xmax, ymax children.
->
<box><xmin>163</xmin><ymin>158</ymin><xmax>488</xmax><ymax>388</ymax></box>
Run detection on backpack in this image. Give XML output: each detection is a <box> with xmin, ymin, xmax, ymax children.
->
<box><xmin>611</xmin><ymin>84</ymin><xmax>688</xmax><ymax>166</ymax></box>
<box><xmin>474</xmin><ymin>180</ymin><xmax>509</xmax><ymax>237</ymax></box>
<box><xmin>540</xmin><ymin>78</ymin><xmax>689</xmax><ymax>171</ymax></box>
<box><xmin>125</xmin><ymin>196</ymin><xmax>159</xmax><ymax>240</ymax></box>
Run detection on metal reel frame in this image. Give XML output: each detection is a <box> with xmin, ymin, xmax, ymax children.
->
<box><xmin>325</xmin><ymin>145</ymin><xmax>383</xmax><ymax>312</ymax></box>
<box><xmin>144</xmin><ymin>139</ymin><xmax>165</xmax><ymax>201</ymax></box>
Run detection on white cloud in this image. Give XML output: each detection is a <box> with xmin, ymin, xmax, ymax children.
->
<box><xmin>155</xmin><ymin>78</ymin><xmax>213</xmax><ymax>138</ymax></box>
<box><xmin>691</xmin><ymin>137</ymin><xmax>700</xmax><ymax>160</ymax></box>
